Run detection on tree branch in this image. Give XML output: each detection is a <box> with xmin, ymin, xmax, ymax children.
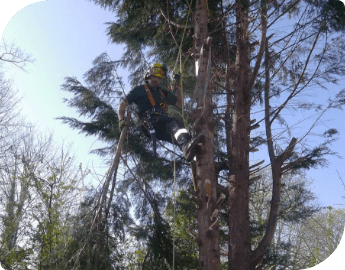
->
<box><xmin>267</xmin><ymin>0</ymin><xmax>301</xmax><ymax>29</ymax></box>
<box><xmin>277</xmin><ymin>137</ymin><xmax>298</xmax><ymax>165</ymax></box>
<box><xmin>0</xmin><ymin>42</ymin><xmax>33</xmax><ymax>70</ymax></box>
<box><xmin>160</xmin><ymin>9</ymin><xmax>193</xmax><ymax>29</ymax></box>
<box><xmin>246</xmin><ymin>0</ymin><xmax>268</xmax><ymax>93</ymax></box>
<box><xmin>249</xmin><ymin>175</ymin><xmax>261</xmax><ymax>185</ymax></box>
<box><xmin>249</xmin><ymin>160</ymin><xmax>265</xmax><ymax>170</ymax></box>
<box><xmin>281</xmin><ymin>156</ymin><xmax>307</xmax><ymax>173</ymax></box>
<box><xmin>270</xmin><ymin>26</ymin><xmax>323</xmax><ymax>125</ymax></box>
<box><xmin>251</xmin><ymin>35</ymin><xmax>284</xmax><ymax>266</ymax></box>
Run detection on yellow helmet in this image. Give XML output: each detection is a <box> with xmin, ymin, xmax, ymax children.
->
<box><xmin>144</xmin><ymin>63</ymin><xmax>166</xmax><ymax>80</ymax></box>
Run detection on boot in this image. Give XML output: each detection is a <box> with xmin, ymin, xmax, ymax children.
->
<box><xmin>172</xmin><ymin>123</ymin><xmax>205</xmax><ymax>161</ymax></box>
<box><xmin>182</xmin><ymin>134</ymin><xmax>205</xmax><ymax>162</ymax></box>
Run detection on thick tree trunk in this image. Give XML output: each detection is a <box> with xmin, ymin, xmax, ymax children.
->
<box><xmin>195</xmin><ymin>86</ymin><xmax>220</xmax><ymax>269</ymax></box>
<box><xmin>195</xmin><ymin>111</ymin><xmax>220</xmax><ymax>269</ymax></box>
<box><xmin>228</xmin><ymin>0</ymin><xmax>253</xmax><ymax>269</ymax></box>
<box><xmin>193</xmin><ymin>0</ymin><xmax>221</xmax><ymax>269</ymax></box>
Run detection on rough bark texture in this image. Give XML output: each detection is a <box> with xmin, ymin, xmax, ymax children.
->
<box><xmin>193</xmin><ymin>0</ymin><xmax>221</xmax><ymax>269</ymax></box>
<box><xmin>228</xmin><ymin>0</ymin><xmax>253</xmax><ymax>269</ymax></box>
<box><xmin>195</xmin><ymin>88</ymin><xmax>220</xmax><ymax>269</ymax></box>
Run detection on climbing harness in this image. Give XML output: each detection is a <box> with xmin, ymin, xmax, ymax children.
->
<box><xmin>143</xmin><ymin>83</ymin><xmax>169</xmax><ymax>156</ymax></box>
<box><xmin>144</xmin><ymin>83</ymin><xmax>167</xmax><ymax>111</ymax></box>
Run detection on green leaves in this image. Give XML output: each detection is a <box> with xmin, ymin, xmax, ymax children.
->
<box><xmin>59</xmin><ymin>55</ymin><xmax>124</xmax><ymax>142</ymax></box>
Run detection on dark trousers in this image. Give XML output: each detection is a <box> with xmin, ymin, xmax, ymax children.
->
<box><xmin>141</xmin><ymin>116</ymin><xmax>186</xmax><ymax>146</ymax></box>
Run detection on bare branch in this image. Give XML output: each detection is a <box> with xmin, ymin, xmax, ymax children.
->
<box><xmin>160</xmin><ymin>9</ymin><xmax>193</xmax><ymax>29</ymax></box>
<box><xmin>246</xmin><ymin>0</ymin><xmax>268</xmax><ymax>93</ymax></box>
<box><xmin>267</xmin><ymin>0</ymin><xmax>301</xmax><ymax>29</ymax></box>
<box><xmin>277</xmin><ymin>137</ymin><xmax>298</xmax><ymax>165</ymax></box>
<box><xmin>249</xmin><ymin>160</ymin><xmax>265</xmax><ymax>170</ymax></box>
<box><xmin>249</xmin><ymin>175</ymin><xmax>261</xmax><ymax>185</ymax></box>
<box><xmin>0</xmin><ymin>42</ymin><xmax>34</xmax><ymax>70</ymax></box>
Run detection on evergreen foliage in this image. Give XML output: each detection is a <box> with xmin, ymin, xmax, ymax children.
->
<box><xmin>55</xmin><ymin>0</ymin><xmax>345</xmax><ymax>269</ymax></box>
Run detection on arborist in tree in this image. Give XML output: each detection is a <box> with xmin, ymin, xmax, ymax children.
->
<box><xmin>117</xmin><ymin>62</ymin><xmax>205</xmax><ymax>161</ymax></box>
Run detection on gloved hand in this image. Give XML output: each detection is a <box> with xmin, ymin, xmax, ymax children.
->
<box><xmin>168</xmin><ymin>82</ymin><xmax>182</xmax><ymax>92</ymax></box>
<box><xmin>119</xmin><ymin>120</ymin><xmax>127</xmax><ymax>130</ymax></box>
<box><xmin>173</xmin><ymin>73</ymin><xmax>181</xmax><ymax>82</ymax></box>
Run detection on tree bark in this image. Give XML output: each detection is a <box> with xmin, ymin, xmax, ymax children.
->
<box><xmin>193</xmin><ymin>0</ymin><xmax>221</xmax><ymax>269</ymax></box>
<box><xmin>228</xmin><ymin>0</ymin><xmax>253</xmax><ymax>269</ymax></box>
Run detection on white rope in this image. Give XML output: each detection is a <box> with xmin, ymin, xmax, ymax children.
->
<box><xmin>167</xmin><ymin>2</ymin><xmax>194</xmax><ymax>267</ymax></box>
<box><xmin>172</xmin><ymin>141</ymin><xmax>177</xmax><ymax>270</ymax></box>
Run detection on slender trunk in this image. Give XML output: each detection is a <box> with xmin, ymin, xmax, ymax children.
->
<box><xmin>193</xmin><ymin>0</ymin><xmax>221</xmax><ymax>269</ymax></box>
<box><xmin>228</xmin><ymin>0</ymin><xmax>252</xmax><ymax>269</ymax></box>
<box><xmin>92</xmin><ymin>114</ymin><xmax>130</xmax><ymax>270</ymax></box>
<box><xmin>251</xmin><ymin>37</ymin><xmax>297</xmax><ymax>268</ymax></box>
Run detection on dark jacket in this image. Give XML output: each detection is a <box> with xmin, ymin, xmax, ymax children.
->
<box><xmin>126</xmin><ymin>84</ymin><xmax>177</xmax><ymax>118</ymax></box>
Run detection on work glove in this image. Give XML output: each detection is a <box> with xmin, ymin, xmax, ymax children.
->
<box><xmin>119</xmin><ymin>119</ymin><xmax>127</xmax><ymax>130</ymax></box>
<box><xmin>173</xmin><ymin>73</ymin><xmax>181</xmax><ymax>82</ymax></box>
<box><xmin>168</xmin><ymin>73</ymin><xmax>181</xmax><ymax>91</ymax></box>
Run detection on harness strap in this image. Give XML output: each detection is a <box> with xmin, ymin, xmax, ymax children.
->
<box><xmin>144</xmin><ymin>84</ymin><xmax>167</xmax><ymax>110</ymax></box>
<box><xmin>143</xmin><ymin>84</ymin><xmax>167</xmax><ymax>157</ymax></box>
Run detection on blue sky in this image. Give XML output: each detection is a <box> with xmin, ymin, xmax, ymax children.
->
<box><xmin>0</xmin><ymin>1</ymin><xmax>345</xmax><ymax>269</ymax></box>
<box><xmin>1</xmin><ymin>0</ymin><xmax>345</xmax><ymax>205</ymax></box>
<box><xmin>0</xmin><ymin>0</ymin><xmax>129</xmax><ymax>182</ymax></box>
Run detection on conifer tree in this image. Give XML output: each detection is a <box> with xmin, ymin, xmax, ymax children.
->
<box><xmin>60</xmin><ymin>0</ymin><xmax>345</xmax><ymax>269</ymax></box>
<box><xmin>60</xmin><ymin>54</ymin><xmax>181</xmax><ymax>269</ymax></box>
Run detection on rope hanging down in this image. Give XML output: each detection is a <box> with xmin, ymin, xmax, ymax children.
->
<box><xmin>170</xmin><ymin>0</ymin><xmax>194</xmax><ymax>124</ymax></box>
<box><xmin>172</xmin><ymin>0</ymin><xmax>193</xmax><ymax>73</ymax></box>
<box><xmin>172</xmin><ymin>139</ymin><xmax>177</xmax><ymax>270</ymax></box>
<box><xmin>166</xmin><ymin>2</ymin><xmax>194</xmax><ymax>269</ymax></box>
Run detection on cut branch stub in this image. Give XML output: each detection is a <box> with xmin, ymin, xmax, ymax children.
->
<box><xmin>249</xmin><ymin>160</ymin><xmax>265</xmax><ymax>170</ymax></box>
<box><xmin>205</xmin><ymin>179</ymin><xmax>211</xmax><ymax>198</ymax></box>
<box><xmin>216</xmin><ymin>193</ymin><xmax>226</xmax><ymax>205</ymax></box>
<box><xmin>192</xmin><ymin>37</ymin><xmax>212</xmax><ymax>109</ymax></box>
<box><xmin>277</xmin><ymin>137</ymin><xmax>298</xmax><ymax>164</ymax></box>
<box><xmin>210</xmin><ymin>209</ymin><xmax>219</xmax><ymax>221</ymax></box>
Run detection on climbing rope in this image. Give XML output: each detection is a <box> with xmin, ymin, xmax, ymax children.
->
<box><xmin>167</xmin><ymin>2</ymin><xmax>194</xmax><ymax>268</ymax></box>
<box><xmin>171</xmin><ymin>0</ymin><xmax>194</xmax><ymax>126</ymax></box>
<box><xmin>172</xmin><ymin>141</ymin><xmax>177</xmax><ymax>270</ymax></box>
<box><xmin>172</xmin><ymin>0</ymin><xmax>193</xmax><ymax>74</ymax></box>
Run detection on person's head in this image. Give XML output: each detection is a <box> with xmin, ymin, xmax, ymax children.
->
<box><xmin>144</xmin><ymin>63</ymin><xmax>166</xmax><ymax>88</ymax></box>
<box><xmin>148</xmin><ymin>75</ymin><xmax>162</xmax><ymax>89</ymax></box>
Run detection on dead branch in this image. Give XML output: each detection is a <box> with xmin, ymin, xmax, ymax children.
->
<box><xmin>249</xmin><ymin>160</ymin><xmax>265</xmax><ymax>170</ymax></box>
<box><xmin>249</xmin><ymin>175</ymin><xmax>261</xmax><ymax>185</ymax></box>
<box><xmin>160</xmin><ymin>9</ymin><xmax>193</xmax><ymax>29</ymax></box>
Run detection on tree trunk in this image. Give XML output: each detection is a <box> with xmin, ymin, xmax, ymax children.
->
<box><xmin>193</xmin><ymin>0</ymin><xmax>221</xmax><ymax>269</ymax></box>
<box><xmin>228</xmin><ymin>0</ymin><xmax>253</xmax><ymax>269</ymax></box>
<box><xmin>92</xmin><ymin>114</ymin><xmax>130</xmax><ymax>270</ymax></box>
<box><xmin>195</xmin><ymin>85</ymin><xmax>220</xmax><ymax>269</ymax></box>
